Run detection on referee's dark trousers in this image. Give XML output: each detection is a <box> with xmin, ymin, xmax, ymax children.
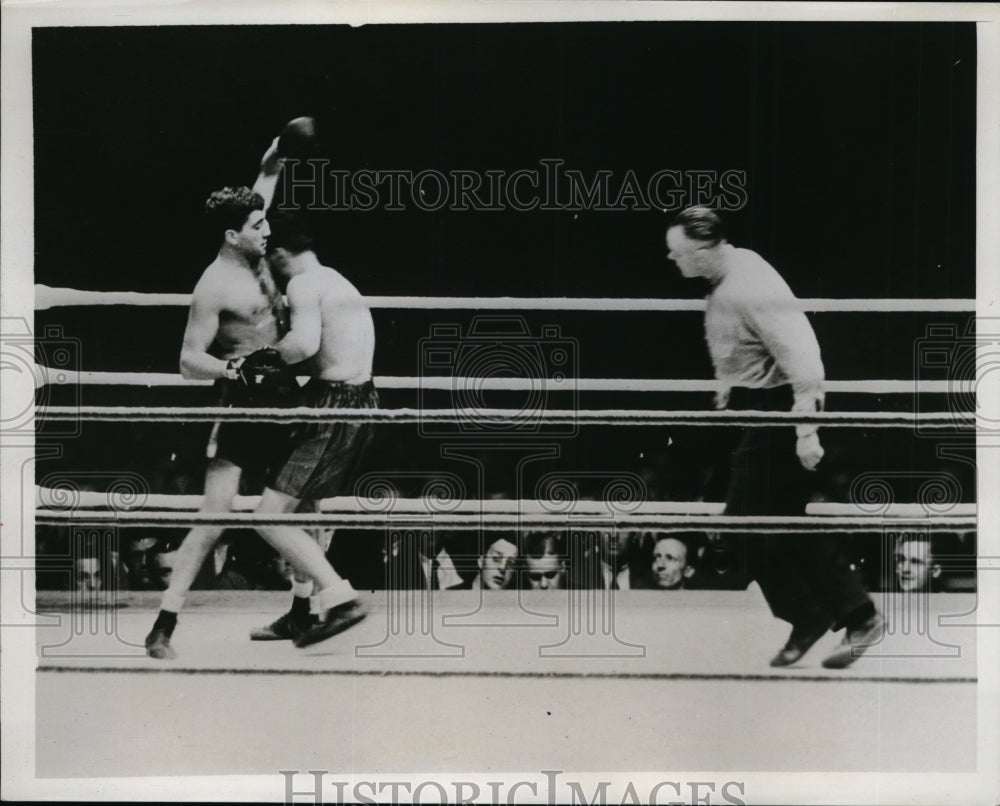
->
<box><xmin>724</xmin><ymin>386</ymin><xmax>874</xmax><ymax>630</ymax></box>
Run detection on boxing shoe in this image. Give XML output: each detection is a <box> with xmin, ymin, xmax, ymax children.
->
<box><xmin>294</xmin><ymin>599</ymin><xmax>367</xmax><ymax>648</ymax></box>
<box><xmin>822</xmin><ymin>612</ymin><xmax>885</xmax><ymax>669</ymax></box>
<box><xmin>770</xmin><ymin>617</ymin><xmax>832</xmax><ymax>667</ymax></box>
<box><xmin>145</xmin><ymin>626</ymin><xmax>177</xmax><ymax>660</ymax></box>
<box><xmin>250</xmin><ymin>611</ymin><xmax>312</xmax><ymax>641</ymax></box>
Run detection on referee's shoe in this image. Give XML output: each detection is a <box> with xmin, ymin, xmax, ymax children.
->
<box><xmin>770</xmin><ymin>616</ymin><xmax>832</xmax><ymax>667</ymax></box>
<box><xmin>822</xmin><ymin>612</ymin><xmax>885</xmax><ymax>669</ymax></box>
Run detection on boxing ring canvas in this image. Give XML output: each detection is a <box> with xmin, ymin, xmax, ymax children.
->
<box><xmin>2</xmin><ymin>3</ymin><xmax>999</xmax><ymax>804</ymax></box>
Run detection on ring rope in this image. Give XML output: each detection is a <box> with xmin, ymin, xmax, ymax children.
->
<box><xmin>33</xmin><ymin>366</ymin><xmax>973</xmax><ymax>395</ymax></box>
<box><xmin>35</xmin><ymin>405</ymin><xmax>972</xmax><ymax>427</ymax></box>
<box><xmin>34</xmin><ymin>509</ymin><xmax>976</xmax><ymax>532</ymax></box>
<box><xmin>35</xmin><ymin>487</ymin><xmax>976</xmax><ymax>518</ymax></box>
<box><xmin>34</xmin><ymin>285</ymin><xmax>975</xmax><ymax>313</ymax></box>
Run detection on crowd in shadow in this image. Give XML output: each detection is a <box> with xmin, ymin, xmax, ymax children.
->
<box><xmin>40</xmin><ymin>524</ymin><xmax>974</xmax><ymax>599</ymax></box>
<box><xmin>36</xmin><ymin>448</ymin><xmax>976</xmax><ymax>599</ymax></box>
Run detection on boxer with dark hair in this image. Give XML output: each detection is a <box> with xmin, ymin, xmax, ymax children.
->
<box><xmin>146</xmin><ymin>129</ymin><xmax>377</xmax><ymax>656</ymax></box>
<box><xmin>145</xmin><ymin>145</ymin><xmax>302</xmax><ymax>659</ymax></box>
<box><xmin>245</xmin><ymin>177</ymin><xmax>378</xmax><ymax>647</ymax></box>
<box><xmin>203</xmin><ymin>186</ymin><xmax>266</xmax><ymax>237</ymax></box>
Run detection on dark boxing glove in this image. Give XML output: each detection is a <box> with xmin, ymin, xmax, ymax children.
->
<box><xmin>226</xmin><ymin>348</ymin><xmax>296</xmax><ymax>400</ymax></box>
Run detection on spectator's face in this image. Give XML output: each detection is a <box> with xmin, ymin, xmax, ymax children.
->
<box><xmin>154</xmin><ymin>551</ymin><xmax>176</xmax><ymax>590</ymax></box>
<box><xmin>525</xmin><ymin>553</ymin><xmax>565</xmax><ymax>590</ymax></box>
<box><xmin>601</xmin><ymin>531</ymin><xmax>633</xmax><ymax>564</ymax></box>
<box><xmin>272</xmin><ymin>555</ymin><xmax>294</xmax><ymax>581</ymax></box>
<box><xmin>601</xmin><ymin>531</ymin><xmax>618</xmax><ymax>561</ymax></box>
<box><xmin>124</xmin><ymin>538</ymin><xmax>157</xmax><ymax>588</ymax></box>
<box><xmin>75</xmin><ymin>558</ymin><xmax>102</xmax><ymax>593</ymax></box>
<box><xmin>895</xmin><ymin>539</ymin><xmax>939</xmax><ymax>592</ymax></box>
<box><xmin>652</xmin><ymin>538</ymin><xmax>693</xmax><ymax>589</ymax></box>
<box><xmin>478</xmin><ymin>538</ymin><xmax>517</xmax><ymax>590</ymax></box>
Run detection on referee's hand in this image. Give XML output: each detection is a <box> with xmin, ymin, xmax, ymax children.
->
<box><xmin>796</xmin><ymin>431</ymin><xmax>824</xmax><ymax>471</ymax></box>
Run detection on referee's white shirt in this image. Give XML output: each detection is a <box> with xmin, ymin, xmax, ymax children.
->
<box><xmin>704</xmin><ymin>247</ymin><xmax>825</xmax><ymax>436</ymax></box>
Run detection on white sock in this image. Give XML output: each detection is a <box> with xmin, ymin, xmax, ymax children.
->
<box><xmin>317</xmin><ymin>580</ymin><xmax>357</xmax><ymax>611</ymax></box>
<box><xmin>292</xmin><ymin>579</ymin><xmax>313</xmax><ymax>599</ymax></box>
<box><xmin>160</xmin><ymin>590</ymin><xmax>185</xmax><ymax>613</ymax></box>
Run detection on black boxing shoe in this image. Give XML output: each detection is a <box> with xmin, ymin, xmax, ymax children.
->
<box><xmin>822</xmin><ymin>612</ymin><xmax>885</xmax><ymax>669</ymax></box>
<box><xmin>145</xmin><ymin>626</ymin><xmax>177</xmax><ymax>660</ymax></box>
<box><xmin>770</xmin><ymin>617</ymin><xmax>832</xmax><ymax>668</ymax></box>
<box><xmin>249</xmin><ymin>611</ymin><xmax>312</xmax><ymax>641</ymax></box>
<box><xmin>294</xmin><ymin>599</ymin><xmax>367</xmax><ymax>648</ymax></box>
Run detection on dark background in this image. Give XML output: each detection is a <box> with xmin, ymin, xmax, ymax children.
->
<box><xmin>32</xmin><ymin>22</ymin><xmax>977</xmax><ymax>529</ymax></box>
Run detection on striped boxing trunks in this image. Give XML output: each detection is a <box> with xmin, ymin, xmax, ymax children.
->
<box><xmin>268</xmin><ymin>378</ymin><xmax>378</xmax><ymax>500</ymax></box>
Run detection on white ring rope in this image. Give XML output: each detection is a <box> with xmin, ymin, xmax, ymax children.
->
<box><xmin>33</xmin><ymin>366</ymin><xmax>974</xmax><ymax>395</ymax></box>
<box><xmin>36</xmin><ymin>405</ymin><xmax>971</xmax><ymax>427</ymax></box>
<box><xmin>35</xmin><ymin>487</ymin><xmax>976</xmax><ymax>519</ymax></box>
<box><xmin>34</xmin><ymin>509</ymin><xmax>976</xmax><ymax>532</ymax></box>
<box><xmin>35</xmin><ymin>285</ymin><xmax>975</xmax><ymax>313</ymax></box>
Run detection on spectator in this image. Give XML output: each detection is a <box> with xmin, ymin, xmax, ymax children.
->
<box><xmin>648</xmin><ymin>534</ymin><xmax>696</xmax><ymax>590</ymax></box>
<box><xmin>564</xmin><ymin>529</ymin><xmax>603</xmax><ymax>589</ymax></box>
<box><xmin>213</xmin><ymin>543</ymin><xmax>254</xmax><ymax>590</ymax></box>
<box><xmin>382</xmin><ymin>532</ymin><xmax>464</xmax><ymax>590</ymax></box>
<box><xmin>122</xmin><ymin>536</ymin><xmax>160</xmax><ymax>591</ymax></box>
<box><xmin>74</xmin><ymin>556</ymin><xmax>103</xmax><ymax>594</ymax></box>
<box><xmin>418</xmin><ymin>533</ymin><xmax>464</xmax><ymax>590</ymax></box>
<box><xmin>153</xmin><ymin>548</ymin><xmax>177</xmax><ymax>591</ymax></box>
<box><xmin>254</xmin><ymin>554</ymin><xmax>296</xmax><ymax>591</ymax></box>
<box><xmin>472</xmin><ymin>535</ymin><xmax>517</xmax><ymax>590</ymax></box>
<box><xmin>522</xmin><ymin>532</ymin><xmax>566</xmax><ymax>590</ymax></box>
<box><xmin>599</xmin><ymin>530</ymin><xmax>636</xmax><ymax>590</ymax></box>
<box><xmin>690</xmin><ymin>531</ymin><xmax>752</xmax><ymax>591</ymax></box>
<box><xmin>893</xmin><ymin>534</ymin><xmax>942</xmax><ymax>592</ymax></box>
<box><xmin>561</xmin><ymin>529</ymin><xmax>636</xmax><ymax>589</ymax></box>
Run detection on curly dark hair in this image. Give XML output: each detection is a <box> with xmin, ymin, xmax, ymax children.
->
<box><xmin>204</xmin><ymin>186</ymin><xmax>265</xmax><ymax>240</ymax></box>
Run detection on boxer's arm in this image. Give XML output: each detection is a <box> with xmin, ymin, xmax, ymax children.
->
<box><xmin>252</xmin><ymin>136</ymin><xmax>283</xmax><ymax>211</ymax></box>
<box><xmin>179</xmin><ymin>285</ymin><xmax>229</xmax><ymax>380</ymax></box>
<box><xmin>272</xmin><ymin>275</ymin><xmax>322</xmax><ymax>364</ymax></box>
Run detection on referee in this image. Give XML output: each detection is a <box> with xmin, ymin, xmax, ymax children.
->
<box><xmin>666</xmin><ymin>206</ymin><xmax>884</xmax><ymax>669</ymax></box>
